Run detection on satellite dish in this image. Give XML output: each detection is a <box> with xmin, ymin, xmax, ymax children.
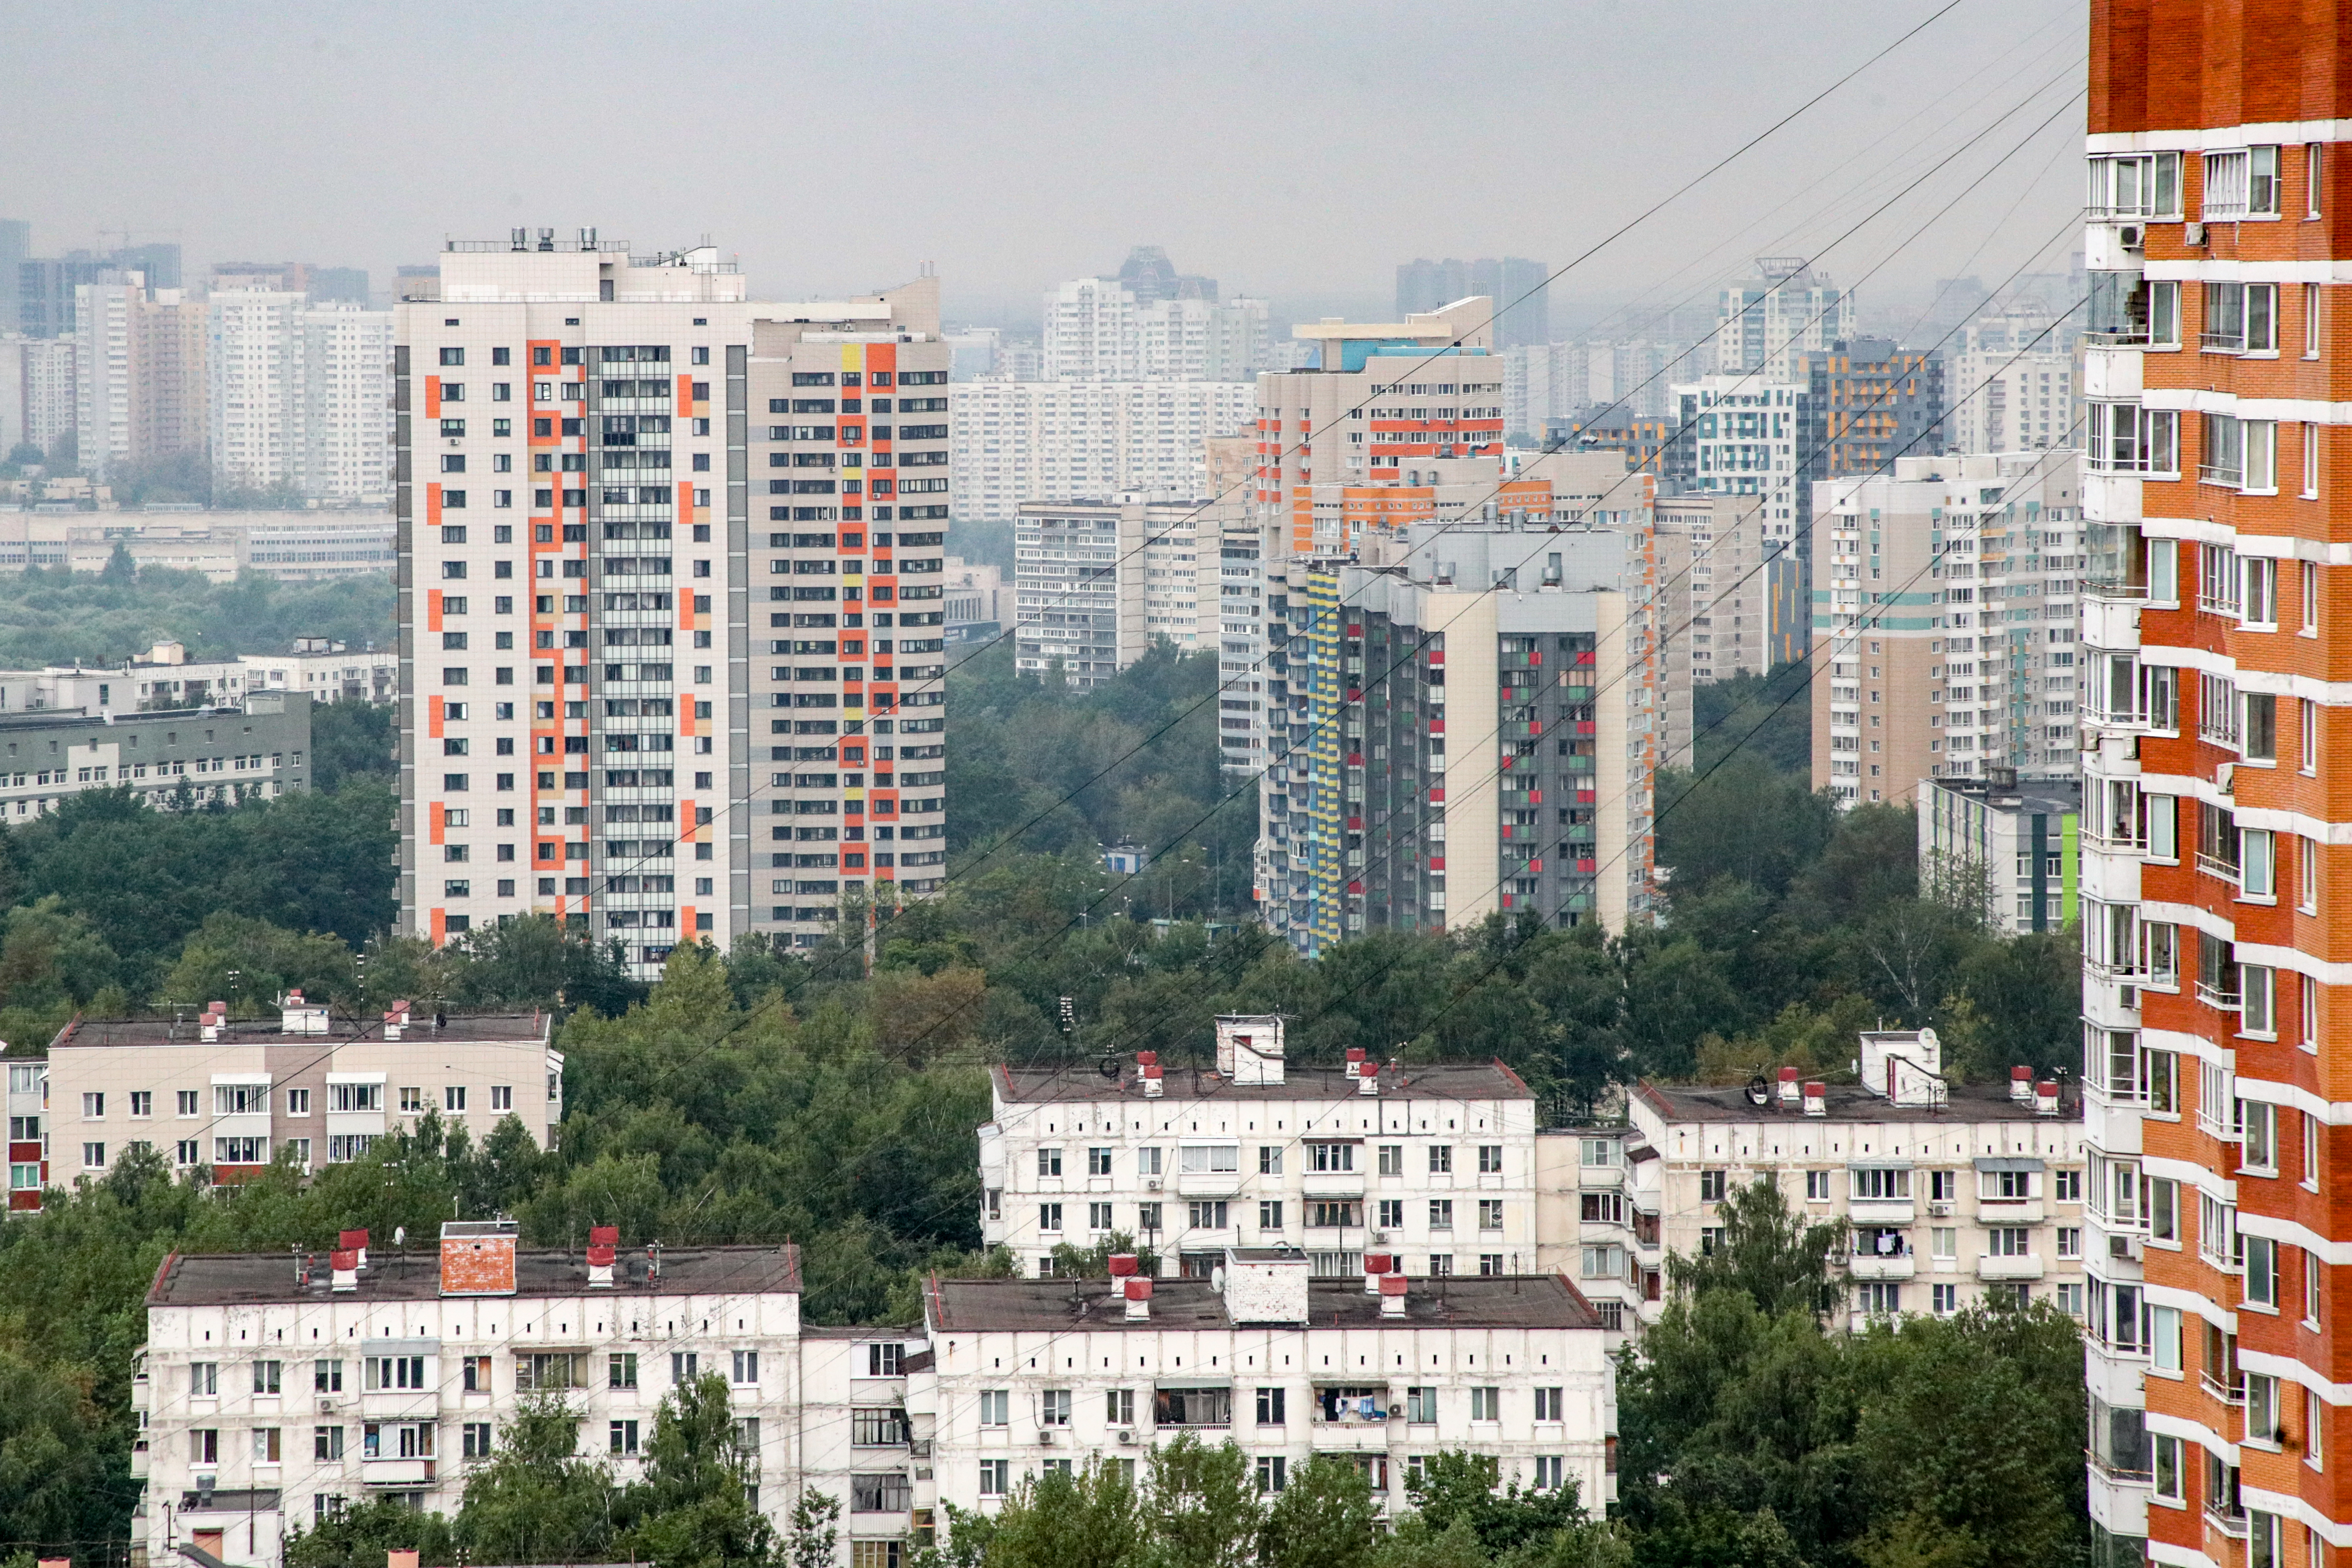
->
<box><xmin>393</xmin><ymin>1226</ymin><xmax>406</xmax><ymax>1247</ymax></box>
<box><xmin>1097</xmin><ymin>1055</ymin><xmax>1121</xmax><ymax>1080</ymax></box>
<box><xmin>1744</xmin><ymin>1075</ymin><xmax>1771</xmax><ymax>1108</ymax></box>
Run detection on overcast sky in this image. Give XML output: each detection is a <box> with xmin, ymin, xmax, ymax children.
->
<box><xmin>4</xmin><ymin>0</ymin><xmax>2087</xmax><ymax>334</ymax></box>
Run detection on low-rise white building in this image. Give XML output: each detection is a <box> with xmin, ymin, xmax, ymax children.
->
<box><xmin>915</xmin><ymin>1252</ymin><xmax>1616</xmax><ymax>1514</ymax></box>
<box><xmin>137</xmin><ymin>1231</ymin><xmax>1615</xmax><ymax>1568</ymax></box>
<box><xmin>949</xmin><ymin>380</ymin><xmax>1255</xmax><ymax>524</ymax></box>
<box><xmin>978</xmin><ymin>1017</ymin><xmax>1540</xmax><ymax>1282</ymax></box>
<box><xmin>1618</xmin><ymin>1029</ymin><xmax>2088</xmax><ymax>1333</ymax></box>
<box><xmin>30</xmin><ymin>998</ymin><xmax>560</xmax><ymax>1208</ymax></box>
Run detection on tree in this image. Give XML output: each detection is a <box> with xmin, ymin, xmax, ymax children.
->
<box><xmin>451</xmin><ymin>1393</ymin><xmax>617</xmax><ymax>1564</ymax></box>
<box><xmin>283</xmin><ymin>1497</ymin><xmax>457</xmax><ymax>1568</ymax></box>
<box><xmin>1665</xmin><ymin>1177</ymin><xmax>1845</xmax><ymax>1319</ymax></box>
<box><xmin>620</xmin><ymin>1371</ymin><xmax>777</xmax><ymax>1568</ymax></box>
<box><xmin>308</xmin><ymin>699</ymin><xmax>395</xmax><ymax>793</ymax></box>
<box><xmin>1144</xmin><ymin>1434</ymin><xmax>1262</xmax><ymax>1568</ymax></box>
<box><xmin>988</xmin><ymin>1457</ymin><xmax>1145</xmax><ymax>1568</ymax></box>
<box><xmin>787</xmin><ymin>1488</ymin><xmax>841</xmax><ymax>1568</ymax></box>
<box><xmin>1260</xmin><ymin>1456</ymin><xmax>1379</xmax><ymax>1568</ymax></box>
<box><xmin>1404</xmin><ymin>1451</ymin><xmax>1597</xmax><ymax>1557</ymax></box>
<box><xmin>99</xmin><ymin>543</ymin><xmax>134</xmax><ymax>583</ymax></box>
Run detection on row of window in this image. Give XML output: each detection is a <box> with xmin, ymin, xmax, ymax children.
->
<box><xmin>185</xmin><ymin>1349</ymin><xmax>762</xmax><ymax>1397</ymax></box>
<box><xmin>1027</xmin><ymin>1197</ymin><xmax>1508</xmax><ymax>1233</ymax></box>
<box><xmin>1696</xmin><ymin>1167</ymin><xmax>2083</xmax><ymax>1203</ymax></box>
<box><xmin>187</xmin><ymin>1414</ymin><xmax>762</xmax><ymax>1466</ymax></box>
<box><xmin>73</xmin><ymin>1084</ymin><xmax>517</xmax><ymax>1122</ymax></box>
<box><xmin>1004</xmin><ymin>1383</ymin><xmax>1559</xmax><ymax>1429</ymax></box>
<box><xmin>973</xmin><ymin>1451</ymin><xmax>1566</xmax><ymax>1499</ymax></box>
<box><xmin>1033</xmin><ymin>1143</ymin><xmax>1508</xmax><ymax>1178</ymax></box>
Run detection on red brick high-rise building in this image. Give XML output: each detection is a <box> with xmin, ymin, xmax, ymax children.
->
<box><xmin>2081</xmin><ymin>7</ymin><xmax>2352</xmax><ymax>1565</ymax></box>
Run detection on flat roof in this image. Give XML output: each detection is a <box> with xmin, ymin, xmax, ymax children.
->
<box><xmin>148</xmin><ymin>1244</ymin><xmax>801</xmax><ymax>1308</ymax></box>
<box><xmin>50</xmin><ymin>1012</ymin><xmax>551</xmax><ymax>1050</ymax></box>
<box><xmin>1632</xmin><ymin>1080</ymin><xmax>2081</xmax><ymax>1128</ymax></box>
<box><xmin>996</xmin><ymin>1061</ymin><xmax>1531</xmax><ymax>1105</ymax></box>
<box><xmin>926</xmin><ymin>1274</ymin><xmax>1600</xmax><ymax>1333</ymax></box>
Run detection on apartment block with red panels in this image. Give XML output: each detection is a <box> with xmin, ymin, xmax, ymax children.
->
<box><xmin>2082</xmin><ymin>7</ymin><xmax>2352</xmax><ymax>1565</ymax></box>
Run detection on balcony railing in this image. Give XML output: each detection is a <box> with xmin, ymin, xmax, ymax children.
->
<box><xmin>2199</xmin><ymin>1371</ymin><xmax>2247</xmax><ymax>1407</ymax></box>
<box><xmin>2204</xmin><ymin>1503</ymin><xmax>2250</xmax><ymax>1539</ymax></box>
<box><xmin>2084</xmin><ymin>1448</ymin><xmax>2154</xmax><ymax>1485</ymax></box>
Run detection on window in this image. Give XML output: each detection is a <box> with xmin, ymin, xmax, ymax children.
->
<box><xmin>462</xmin><ymin>1423</ymin><xmax>493</xmax><ymax>1459</ymax></box>
<box><xmin>609</xmin><ymin>1420</ymin><xmax>640</xmax><ymax>1456</ymax></box>
<box><xmin>1850</xmin><ymin>1167</ymin><xmax>1910</xmax><ymax>1200</ymax></box>
<box><xmin>1106</xmin><ymin>1388</ymin><xmax>1136</xmax><ymax>1427</ymax></box>
<box><xmin>2152</xmin><ymin>1433</ymin><xmax>2183</xmax><ymax>1501</ymax></box>
<box><xmin>978</xmin><ymin>1390</ymin><xmax>1008</xmax><ymax>1426</ymax></box>
<box><xmin>1533</xmin><ymin>1386</ymin><xmax>1564</xmax><ymax>1422</ymax></box>
<box><xmin>979</xmin><ymin>1459</ymin><xmax>1010</xmax><ymax>1497</ymax></box>
<box><xmin>1310</xmin><ymin>1142</ymin><xmax>1354</xmax><ymax>1172</ymax></box>
<box><xmin>1429</xmin><ymin>1145</ymin><xmax>1453</xmax><ymax>1174</ymax></box>
<box><xmin>1308</xmin><ymin>1200</ymin><xmax>1359</xmax><ymax>1227</ymax></box>
<box><xmin>1037</xmin><ymin>1148</ymin><xmax>1062</xmax><ymax>1177</ymax></box>
<box><xmin>853</xmin><ymin>1407</ymin><xmax>910</xmax><ymax>1446</ymax></box>
<box><xmin>1477</xmin><ymin>1144</ymin><xmax>1503</xmax><ymax>1173</ymax></box>
<box><xmin>1698</xmin><ymin>1169</ymin><xmax>1727</xmax><ymax>1202</ymax></box>
<box><xmin>491</xmin><ymin>1085</ymin><xmax>513</xmax><ymax>1111</ymax></box>
<box><xmin>1259</xmin><ymin>1200</ymin><xmax>1284</xmax><ymax>1230</ymax></box>
<box><xmin>177</xmin><ymin>1090</ymin><xmax>199</xmax><ymax>1116</ymax></box>
<box><xmin>2244</xmin><ymin>965</ymin><xmax>2277</xmax><ymax>1036</ymax></box>
<box><xmin>669</xmin><ymin>1352</ymin><xmax>699</xmax><ymax>1385</ymax></box>
<box><xmin>1377</xmin><ymin>1199</ymin><xmax>1404</xmax><ymax>1227</ymax></box>
<box><xmin>315</xmin><ymin>1426</ymin><xmax>345</xmax><ymax>1462</ymax></box>
<box><xmin>190</xmin><ymin>1429</ymin><xmax>219</xmax><ymax>1464</ymax></box>
<box><xmin>82</xmin><ymin>1092</ymin><xmax>102</xmax><ymax>1119</ymax></box>
<box><xmin>1477</xmin><ymin>1199</ymin><xmax>1504</xmax><ymax>1231</ymax></box>
<box><xmin>2249</xmin><ymin>1234</ymin><xmax>2281</xmax><ymax>1307</ymax></box>
<box><xmin>366</xmin><ymin>1355</ymin><xmax>426</xmax><ymax>1391</ymax></box>
<box><xmin>313</xmin><ymin>1360</ymin><xmax>343</xmax><ymax>1393</ymax></box>
<box><xmin>1138</xmin><ymin>1147</ymin><xmax>1162</xmax><ymax>1176</ymax></box>
<box><xmin>1987</xmin><ymin>1227</ymin><xmax>2032</xmax><ymax>1257</ymax></box>
<box><xmin>1189</xmin><ymin>1200</ymin><xmax>1229</xmax><ymax>1229</ymax></box>
<box><xmin>732</xmin><ymin>1350</ymin><xmax>759</xmax><ymax>1384</ymax></box>
<box><xmin>1405</xmin><ymin>1386</ymin><xmax>1437</xmax><ymax>1423</ymax></box>
<box><xmin>1256</xmin><ymin>1456</ymin><xmax>1287</xmax><ymax>1494</ymax></box>
<box><xmin>1805</xmin><ymin>1170</ymin><xmax>1831</xmax><ymax>1200</ymax></box>
<box><xmin>2087</xmin><ymin>402</ymin><xmax>2179</xmax><ymax>473</ymax></box>
<box><xmin>253</xmin><ymin>1360</ymin><xmax>282</xmax><ymax>1394</ymax></box>
<box><xmin>1181</xmin><ymin>1145</ymin><xmax>1239</xmax><ymax>1173</ymax></box>
<box><xmin>1038</xmin><ymin>1202</ymin><xmax>1062</xmax><ymax>1232</ymax></box>
<box><xmin>1089</xmin><ymin>1201</ymin><xmax>1113</xmax><ymax>1231</ymax></box>
<box><xmin>1470</xmin><ymin>1387</ymin><xmax>1501</xmax><ymax>1422</ymax></box>
<box><xmin>81</xmin><ymin>1142</ymin><xmax>103</xmax><ymax>1169</ymax></box>
<box><xmin>1255</xmin><ymin>1386</ymin><xmax>1286</xmax><ymax>1425</ymax></box>
<box><xmin>1258</xmin><ymin>1146</ymin><xmax>1282</xmax><ymax>1174</ymax></box>
<box><xmin>1089</xmin><ymin>1146</ymin><xmax>1114</xmax><ymax>1175</ymax></box>
<box><xmin>1038</xmin><ymin>1389</ymin><xmax>1071</xmax><ymax>1426</ymax></box>
<box><xmin>1429</xmin><ymin>1199</ymin><xmax>1454</xmax><ymax>1229</ymax></box>
<box><xmin>516</xmin><ymin>1353</ymin><xmax>579</xmax><ymax>1391</ymax></box>
<box><xmin>2058</xmin><ymin>1227</ymin><xmax>2083</xmax><ymax>1259</ymax></box>
<box><xmin>190</xmin><ymin>1362</ymin><xmax>219</xmax><ymax>1396</ymax></box>
<box><xmin>1379</xmin><ymin>1144</ymin><xmax>1404</xmax><ymax>1175</ymax></box>
<box><xmin>866</xmin><ymin>1343</ymin><xmax>904</xmax><ymax>1376</ymax></box>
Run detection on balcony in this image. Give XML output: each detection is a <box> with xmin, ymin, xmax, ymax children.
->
<box><xmin>2204</xmin><ymin>1504</ymin><xmax>2250</xmax><ymax>1540</ymax></box>
<box><xmin>361</xmin><ymin>1458</ymin><xmax>435</xmax><ymax>1487</ymax></box>
<box><xmin>2199</xmin><ymin>1371</ymin><xmax>2247</xmax><ymax>1407</ymax></box>
<box><xmin>1977</xmin><ymin>1200</ymin><xmax>2046</xmax><ymax>1225</ymax></box>
<box><xmin>1977</xmin><ymin>1253</ymin><xmax>2045</xmax><ymax>1281</ymax></box>
<box><xmin>1850</xmin><ymin>1252</ymin><xmax>1916</xmax><ymax>1281</ymax></box>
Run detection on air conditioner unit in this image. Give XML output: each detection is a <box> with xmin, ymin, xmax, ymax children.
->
<box><xmin>1927</xmin><ymin>1201</ymin><xmax>1954</xmax><ymax>1218</ymax></box>
<box><xmin>1144</xmin><ymin>1178</ymin><xmax>1162</xmax><ymax>1191</ymax></box>
<box><xmin>2185</xmin><ymin>221</ymin><xmax>2208</xmax><ymax>247</ymax></box>
<box><xmin>1117</xmin><ymin>1429</ymin><xmax>1137</xmax><ymax>1445</ymax></box>
<box><xmin>1036</xmin><ymin>1430</ymin><xmax>1057</xmax><ymax>1446</ymax></box>
<box><xmin>2110</xmin><ymin>1233</ymin><xmax>2144</xmax><ymax>1262</ymax></box>
<box><xmin>2118</xmin><ymin>223</ymin><xmax>2145</xmax><ymax>251</ymax></box>
<box><xmin>1369</xmin><ymin>1231</ymin><xmax>1388</xmax><ymax>1244</ymax></box>
<box><xmin>317</xmin><ymin>1396</ymin><xmax>342</xmax><ymax>1412</ymax></box>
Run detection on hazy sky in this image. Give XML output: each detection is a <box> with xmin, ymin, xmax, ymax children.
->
<box><xmin>5</xmin><ymin>1</ymin><xmax>2088</xmax><ymax>333</ymax></box>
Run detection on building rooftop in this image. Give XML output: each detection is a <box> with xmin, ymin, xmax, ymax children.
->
<box><xmin>1924</xmin><ymin>773</ymin><xmax>2082</xmax><ymax>818</ymax></box>
<box><xmin>50</xmin><ymin>1011</ymin><xmax>551</xmax><ymax>1050</ymax></box>
<box><xmin>148</xmin><ymin>1244</ymin><xmax>801</xmax><ymax>1308</ymax></box>
<box><xmin>994</xmin><ymin>1061</ymin><xmax>1531</xmax><ymax>1105</ymax></box>
<box><xmin>925</xmin><ymin>1274</ymin><xmax>1601</xmax><ymax>1333</ymax></box>
<box><xmin>1632</xmin><ymin>1079</ymin><xmax>2081</xmax><ymax>1128</ymax></box>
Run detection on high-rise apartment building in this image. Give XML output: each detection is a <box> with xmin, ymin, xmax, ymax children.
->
<box><xmin>1714</xmin><ymin>257</ymin><xmax>1855</xmax><ymax>380</ymax></box>
<box><xmin>0</xmin><ymin>221</ymin><xmax>26</xmax><ymax>344</ymax></box>
<box><xmin>1669</xmin><ymin>374</ymin><xmax>1811</xmax><ymax>552</ymax></box>
<box><xmin>1947</xmin><ymin>345</ymin><xmax>2075</xmax><ymax>454</ymax></box>
<box><xmin>1254</xmin><ymin>300</ymin><xmax>1504</xmax><ymax>557</ymax></box>
<box><xmin>1809</xmin><ymin>451</ymin><xmax>2081</xmax><ymax>809</ymax></box>
<box><xmin>1040</xmin><ymin>260</ymin><xmax>1266</xmax><ymax>381</ymax></box>
<box><xmin>1799</xmin><ymin>337</ymin><xmax>1948</xmax><ymax>487</ymax></box>
<box><xmin>946</xmin><ymin>380</ymin><xmax>1255</xmax><ymax>521</ymax></box>
<box><xmin>207</xmin><ymin>291</ymin><xmax>394</xmax><ymax>501</ymax></box>
<box><xmin>74</xmin><ymin>274</ymin><xmax>206</xmax><ymax>481</ymax></box>
<box><xmin>2076</xmin><ymin>15</ymin><xmax>2352</xmax><ymax>1567</ymax></box>
<box><xmin>1395</xmin><ymin>257</ymin><xmax>1550</xmax><ymax>349</ymax></box>
<box><xmin>1012</xmin><ymin>497</ymin><xmax>1228</xmax><ymax>685</ymax></box>
<box><xmin>1654</xmin><ymin>490</ymin><xmax>1771</xmax><ymax>761</ymax></box>
<box><xmin>394</xmin><ymin>234</ymin><xmax>948</xmax><ymax>973</ymax></box>
<box><xmin>1256</xmin><ymin>516</ymin><xmax>1658</xmax><ymax>955</ymax></box>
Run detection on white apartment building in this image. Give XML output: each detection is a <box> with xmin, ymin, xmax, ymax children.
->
<box><xmin>917</xmin><ymin>1255</ymin><xmax>1617</xmax><ymax>1515</ymax></box>
<box><xmin>31</xmin><ymin>997</ymin><xmax>560</xmax><ymax>1207</ymax></box>
<box><xmin>977</xmin><ymin>1018</ymin><xmax>1539</xmax><ymax>1282</ymax></box>
<box><xmin>394</xmin><ymin>235</ymin><xmax>949</xmax><ymax>969</ymax></box>
<box><xmin>1211</xmin><ymin>515</ymin><xmax>1268</xmax><ymax>773</ymax></box>
<box><xmin>1041</xmin><ymin>277</ymin><xmax>1265</xmax><ymax>382</ymax></box>
<box><xmin>1918</xmin><ymin>773</ymin><xmax>2080</xmax><ymax>935</ymax></box>
<box><xmin>947</xmin><ymin>380</ymin><xmax>1255</xmax><ymax>523</ymax></box>
<box><xmin>0</xmin><ymin>690</ymin><xmax>308</xmax><ymax>826</ymax></box>
<box><xmin>137</xmin><ymin>1229</ymin><xmax>1614</xmax><ymax>1568</ymax></box>
<box><xmin>1620</xmin><ymin>1029</ymin><xmax>2088</xmax><ymax>1333</ymax></box>
<box><xmin>1714</xmin><ymin>258</ymin><xmax>1856</xmax><ymax>381</ymax></box>
<box><xmin>0</xmin><ymin>512</ymin><xmax>393</xmax><ymax>583</ymax></box>
<box><xmin>301</xmin><ymin>306</ymin><xmax>396</xmax><ymax>503</ymax></box>
<box><xmin>21</xmin><ymin>335</ymin><xmax>76</xmax><ymax>455</ymax></box>
<box><xmin>1669</xmin><ymin>376</ymin><xmax>1808</xmax><ymax>554</ymax></box>
<box><xmin>1947</xmin><ymin>346</ymin><xmax>2076</xmax><ymax>455</ymax></box>
<box><xmin>1012</xmin><ymin>497</ymin><xmax>1236</xmax><ymax>684</ymax></box>
<box><xmin>209</xmin><ymin>291</ymin><xmax>305</xmax><ymax>491</ymax></box>
<box><xmin>1809</xmin><ymin>450</ymin><xmax>2083</xmax><ymax>808</ymax></box>
<box><xmin>1654</xmin><ymin>490</ymin><xmax>1771</xmax><ymax>714</ymax></box>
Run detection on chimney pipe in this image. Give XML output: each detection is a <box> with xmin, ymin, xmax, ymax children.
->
<box><xmin>2035</xmin><ymin>1080</ymin><xmax>2061</xmax><ymax>1116</ymax></box>
<box><xmin>1141</xmin><ymin>1063</ymin><xmax>1163</xmax><ymax>1099</ymax></box>
<box><xmin>1378</xmin><ymin>1272</ymin><xmax>1408</xmax><ymax>1318</ymax></box>
<box><xmin>340</xmin><ymin>1228</ymin><xmax>369</xmax><ymax>1269</ymax></box>
<box><xmin>1345</xmin><ymin>1048</ymin><xmax>1366</xmax><ymax>1079</ymax></box>
<box><xmin>1363</xmin><ymin>1251</ymin><xmax>1393</xmax><ymax>1295</ymax></box>
<box><xmin>1802</xmin><ymin>1081</ymin><xmax>1827</xmax><ymax>1117</ymax></box>
<box><xmin>2010</xmin><ymin>1066</ymin><xmax>2034</xmax><ymax>1104</ymax></box>
<box><xmin>330</xmin><ymin>1249</ymin><xmax>359</xmax><ymax>1292</ymax></box>
<box><xmin>1777</xmin><ymin>1066</ymin><xmax>1801</xmax><ymax>1108</ymax></box>
<box><xmin>1123</xmin><ymin>1276</ymin><xmax>1153</xmax><ymax>1321</ymax></box>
